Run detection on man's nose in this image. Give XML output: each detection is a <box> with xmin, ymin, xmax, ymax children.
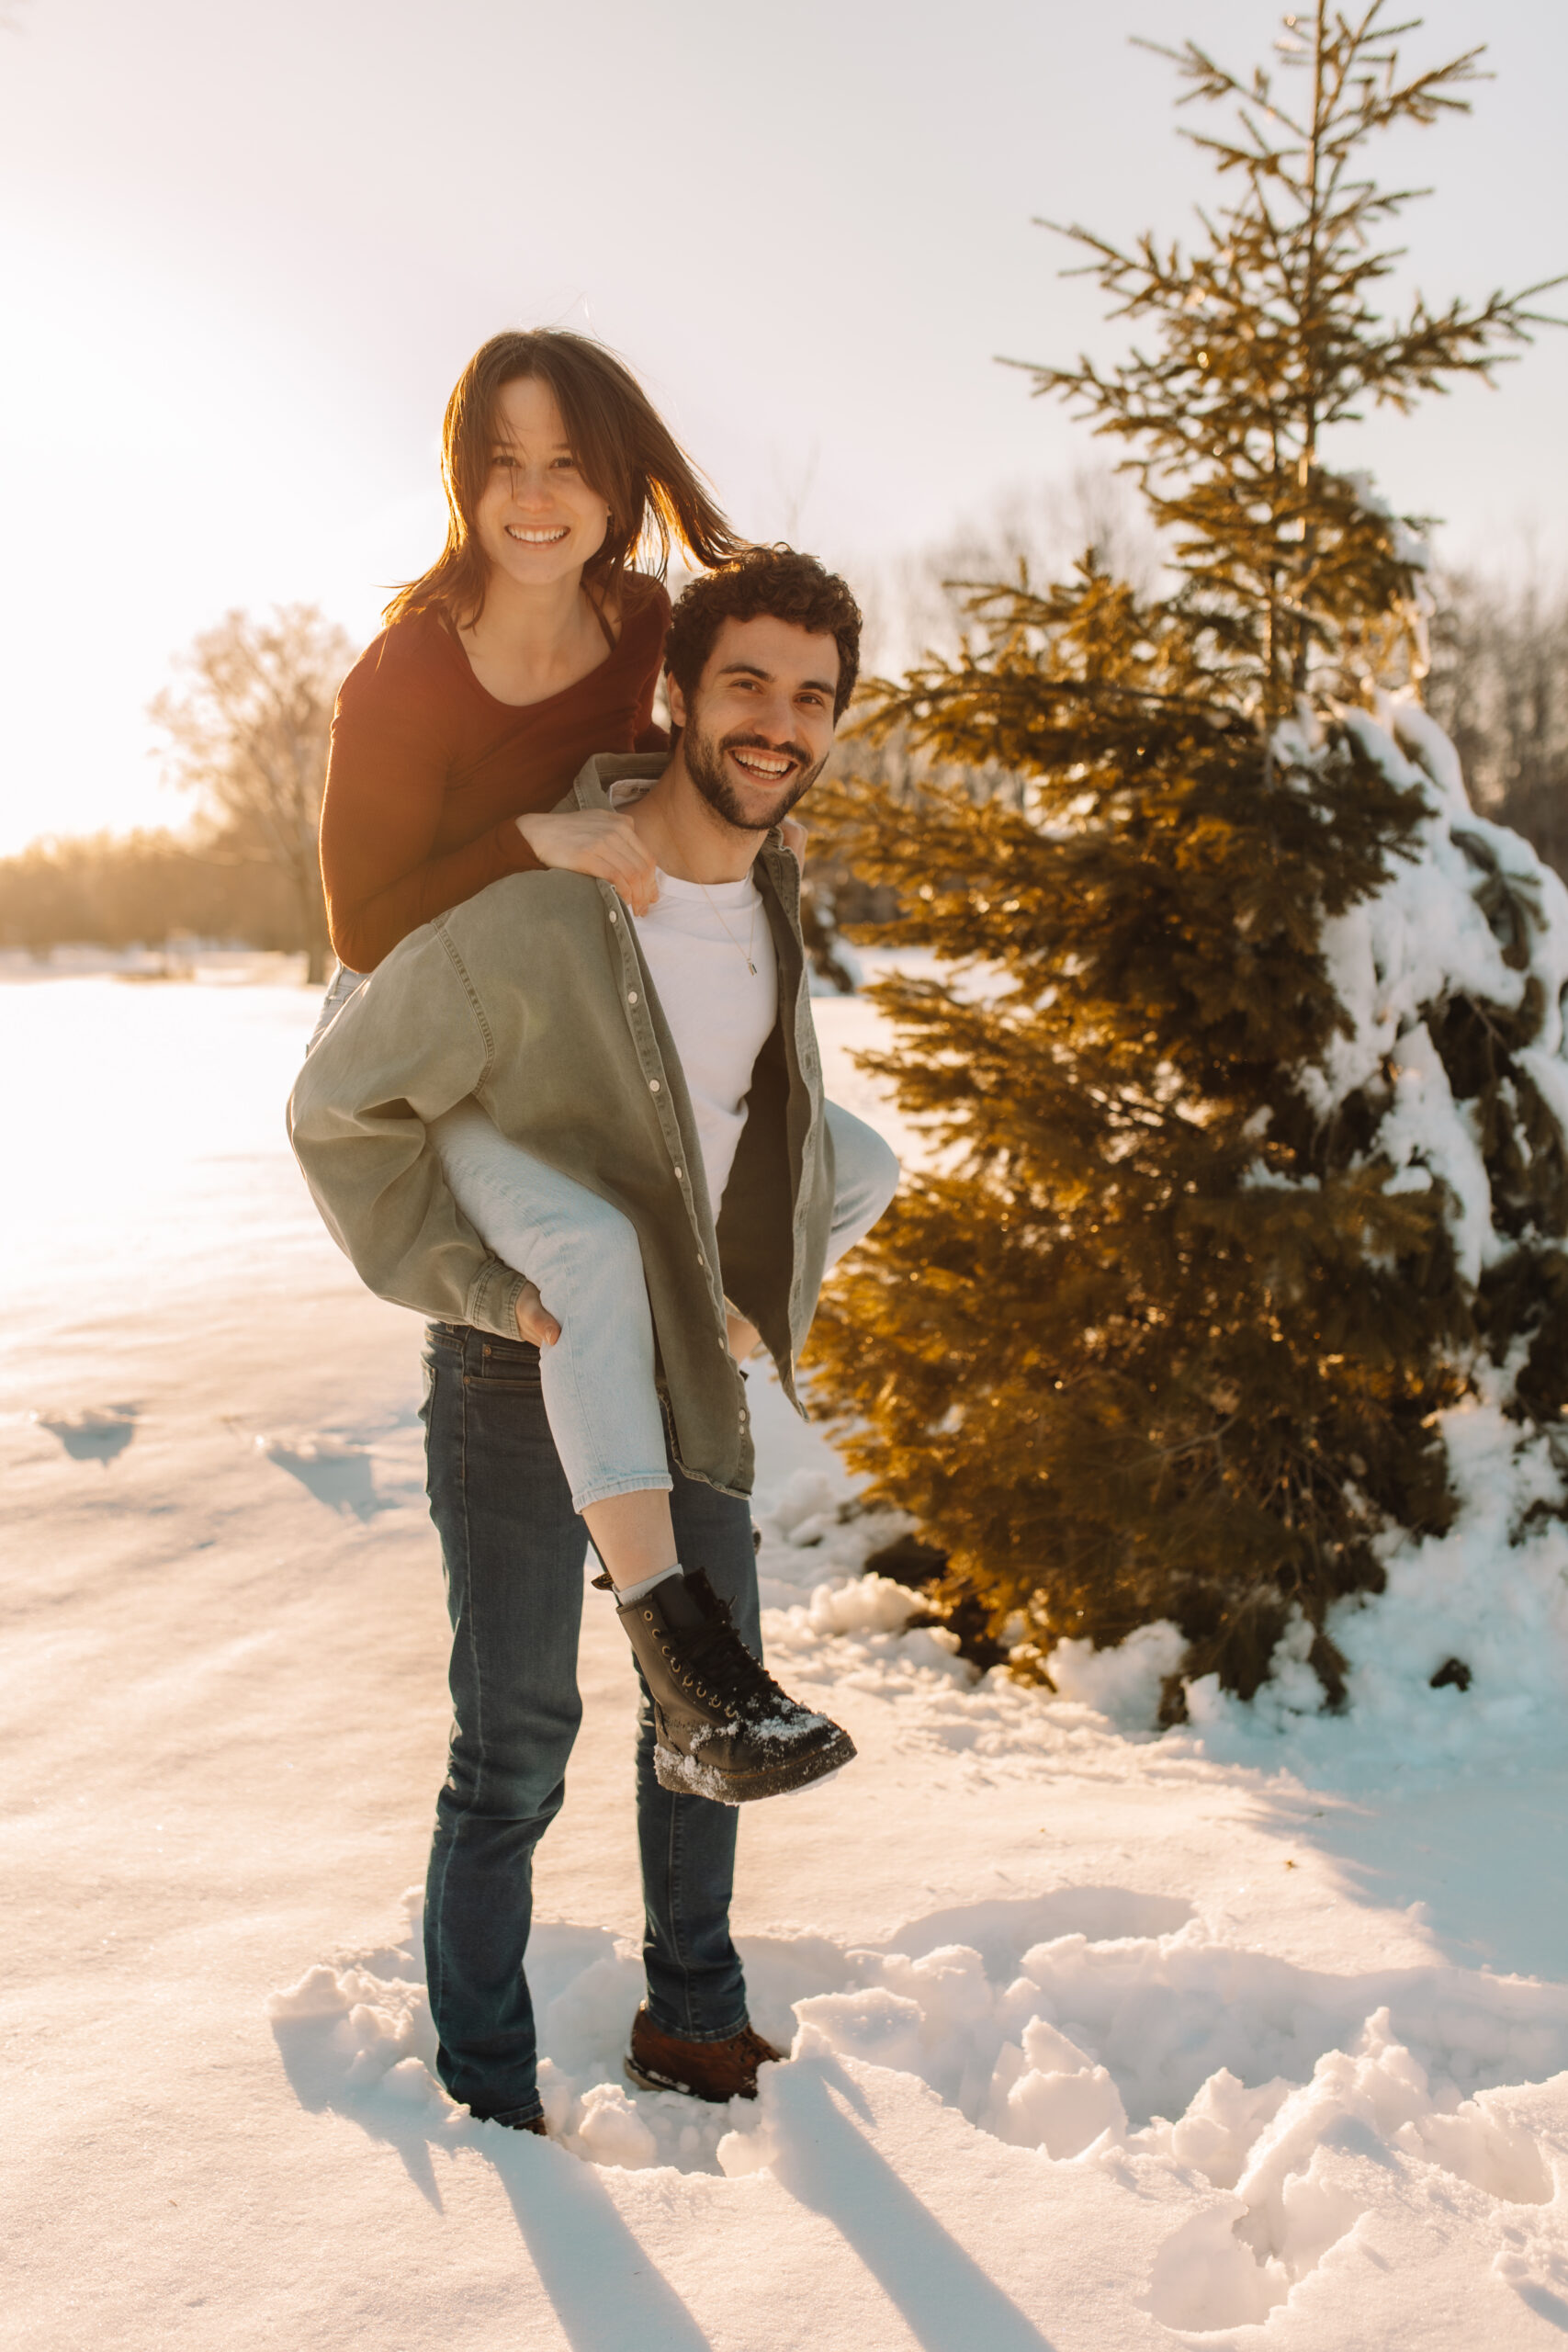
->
<box><xmin>751</xmin><ymin>694</ymin><xmax>799</xmax><ymax>741</ymax></box>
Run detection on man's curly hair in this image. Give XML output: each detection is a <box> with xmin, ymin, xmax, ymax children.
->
<box><xmin>664</xmin><ymin>547</ymin><xmax>863</xmax><ymax>722</ymax></box>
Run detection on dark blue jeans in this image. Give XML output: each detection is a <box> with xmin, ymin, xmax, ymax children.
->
<box><xmin>419</xmin><ymin>1320</ymin><xmax>761</xmax><ymax>2126</ymax></box>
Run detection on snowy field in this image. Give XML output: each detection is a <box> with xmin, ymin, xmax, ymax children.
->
<box><xmin>5</xmin><ymin>952</ymin><xmax>1568</xmax><ymax>2351</ymax></box>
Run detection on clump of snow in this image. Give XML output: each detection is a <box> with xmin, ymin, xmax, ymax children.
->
<box><xmin>799</xmin><ymin>1572</ymin><xmax>927</xmax><ymax>1638</ymax></box>
<box><xmin>1044</xmin><ymin>1620</ymin><xmax>1187</xmax><ymax>1733</ymax></box>
<box><xmin>570</xmin><ymin>2082</ymin><xmax>660</xmax><ymax>2168</ymax></box>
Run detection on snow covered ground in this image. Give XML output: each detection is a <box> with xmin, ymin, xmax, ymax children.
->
<box><xmin>5</xmin><ymin>954</ymin><xmax>1567</xmax><ymax>2349</ymax></box>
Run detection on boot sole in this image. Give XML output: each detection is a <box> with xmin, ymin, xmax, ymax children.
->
<box><xmin>622</xmin><ymin>2054</ymin><xmax>744</xmax><ymax>2100</ymax></box>
<box><xmin>653</xmin><ymin>1727</ymin><xmax>857</xmax><ymax>1805</ymax></box>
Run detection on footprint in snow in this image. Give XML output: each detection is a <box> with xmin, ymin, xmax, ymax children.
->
<box><xmin>255</xmin><ymin>1433</ymin><xmax>389</xmax><ymax>1521</ymax></box>
<box><xmin>35</xmin><ymin>1405</ymin><xmax>140</xmax><ymax>1465</ymax></box>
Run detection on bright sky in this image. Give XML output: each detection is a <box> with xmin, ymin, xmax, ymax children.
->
<box><xmin>2</xmin><ymin>0</ymin><xmax>1564</xmax><ymax>854</ymax></box>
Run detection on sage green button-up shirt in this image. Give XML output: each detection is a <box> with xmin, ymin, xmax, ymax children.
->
<box><xmin>288</xmin><ymin>752</ymin><xmax>835</xmax><ymax>1498</ymax></box>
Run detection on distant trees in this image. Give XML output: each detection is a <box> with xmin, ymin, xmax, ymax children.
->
<box><xmin>151</xmin><ymin>605</ymin><xmax>355</xmax><ymax>984</ymax></box>
<box><xmin>0</xmin><ymin>830</ymin><xmax>302</xmax><ymax>959</ymax></box>
<box><xmin>1428</xmin><ymin>570</ymin><xmax>1568</xmax><ymax>876</ymax></box>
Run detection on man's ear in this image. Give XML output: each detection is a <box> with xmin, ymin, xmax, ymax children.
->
<box><xmin>666</xmin><ymin>669</ymin><xmax>687</xmax><ymax>730</ymax></box>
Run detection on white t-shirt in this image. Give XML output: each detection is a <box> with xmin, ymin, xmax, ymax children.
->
<box><xmin>605</xmin><ymin>776</ymin><xmax>781</xmax><ymax>1211</ymax></box>
<box><xmin>628</xmin><ymin>869</ymin><xmax>779</xmax><ymax>1215</ymax></box>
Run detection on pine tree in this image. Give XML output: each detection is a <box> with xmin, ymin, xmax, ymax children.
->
<box><xmin>807</xmin><ymin>6</ymin><xmax>1567</xmax><ymax>1712</ymax></box>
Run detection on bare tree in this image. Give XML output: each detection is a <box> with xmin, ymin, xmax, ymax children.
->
<box><xmin>152</xmin><ymin>605</ymin><xmax>357</xmax><ymax>985</ymax></box>
<box><xmin>1427</xmin><ymin>564</ymin><xmax>1568</xmax><ymax>878</ymax></box>
<box><xmin>863</xmin><ymin>464</ymin><xmax>1162</xmax><ymax>680</ymax></box>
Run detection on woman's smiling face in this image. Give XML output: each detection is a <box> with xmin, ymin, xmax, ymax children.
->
<box><xmin>472</xmin><ymin>376</ymin><xmax>611</xmax><ymax>592</ymax></box>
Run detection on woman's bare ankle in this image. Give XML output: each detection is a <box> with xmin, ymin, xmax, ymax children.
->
<box><xmin>581</xmin><ymin>1487</ymin><xmax>679</xmax><ymax>1589</ymax></box>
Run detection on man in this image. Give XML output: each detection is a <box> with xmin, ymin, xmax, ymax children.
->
<box><xmin>289</xmin><ymin>549</ymin><xmax>897</xmax><ymax>2130</ymax></box>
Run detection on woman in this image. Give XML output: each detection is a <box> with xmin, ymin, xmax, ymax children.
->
<box><xmin>310</xmin><ymin>334</ymin><xmax>880</xmax><ymax>1781</ymax></box>
<box><xmin>317</xmin><ymin>327</ymin><xmax>739</xmax><ymax>996</ymax></box>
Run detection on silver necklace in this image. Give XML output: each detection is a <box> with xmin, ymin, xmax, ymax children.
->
<box><xmin>701</xmin><ymin>879</ymin><xmax>760</xmax><ymax>976</ymax></box>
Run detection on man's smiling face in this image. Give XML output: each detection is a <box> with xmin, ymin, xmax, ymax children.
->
<box><xmin>669</xmin><ymin>615</ymin><xmax>841</xmax><ymax>834</ymax></box>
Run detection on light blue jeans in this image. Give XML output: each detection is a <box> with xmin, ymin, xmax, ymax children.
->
<box><xmin>429</xmin><ymin>1096</ymin><xmax>898</xmax><ymax>1510</ymax></box>
<box><xmin>311</xmin><ymin>965</ymin><xmax>899</xmax><ymax>1513</ymax></box>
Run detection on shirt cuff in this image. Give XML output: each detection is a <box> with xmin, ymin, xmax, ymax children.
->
<box><xmin>466</xmin><ymin>1256</ymin><xmax>528</xmax><ymax>1340</ymax></box>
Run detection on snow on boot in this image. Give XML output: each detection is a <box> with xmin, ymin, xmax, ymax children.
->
<box><xmin>609</xmin><ymin>1567</ymin><xmax>856</xmax><ymax>1804</ymax></box>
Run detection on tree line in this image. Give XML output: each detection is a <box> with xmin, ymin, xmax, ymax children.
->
<box><xmin>1</xmin><ymin>605</ymin><xmax>355</xmax><ymax>983</ymax></box>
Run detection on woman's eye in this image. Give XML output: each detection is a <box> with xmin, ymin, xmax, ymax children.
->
<box><xmin>551</xmin><ymin>456</ymin><xmax>578</xmax><ymax>471</ymax></box>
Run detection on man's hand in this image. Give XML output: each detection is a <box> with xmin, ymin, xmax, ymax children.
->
<box><xmin>516</xmin><ymin>809</ymin><xmax>660</xmax><ymax>917</ymax></box>
<box><xmin>515</xmin><ymin>1280</ymin><xmax>561</xmax><ymax>1348</ymax></box>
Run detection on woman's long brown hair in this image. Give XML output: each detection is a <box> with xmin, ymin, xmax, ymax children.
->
<box><xmin>384</xmin><ymin>330</ymin><xmax>744</xmax><ymax>630</ymax></box>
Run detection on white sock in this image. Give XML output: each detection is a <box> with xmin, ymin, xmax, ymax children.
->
<box><xmin>613</xmin><ymin>1562</ymin><xmax>683</xmax><ymax>1608</ymax></box>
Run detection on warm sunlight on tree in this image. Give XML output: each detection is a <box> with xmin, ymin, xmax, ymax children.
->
<box><xmin>806</xmin><ymin>5</ymin><xmax>1568</xmax><ymax>1713</ymax></box>
<box><xmin>1025</xmin><ymin>6</ymin><xmax>1562</xmax><ymax>716</ymax></box>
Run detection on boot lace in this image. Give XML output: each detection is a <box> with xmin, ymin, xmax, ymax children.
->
<box><xmin>669</xmin><ymin>1602</ymin><xmax>795</xmax><ymax>1718</ymax></box>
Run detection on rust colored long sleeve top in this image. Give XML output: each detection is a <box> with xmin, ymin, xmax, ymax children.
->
<box><xmin>319</xmin><ymin>575</ymin><xmax>671</xmax><ymax>970</ymax></box>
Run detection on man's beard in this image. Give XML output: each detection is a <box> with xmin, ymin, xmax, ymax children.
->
<box><xmin>682</xmin><ymin>719</ymin><xmax>827</xmax><ymax>833</ymax></box>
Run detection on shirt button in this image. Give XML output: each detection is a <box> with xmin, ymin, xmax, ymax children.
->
<box><xmin>627</xmin><ymin>989</ymin><xmax>638</xmax><ymax>1005</ymax></box>
<box><xmin>673</xmin><ymin>1167</ymin><xmax>683</xmax><ymax>1181</ymax></box>
<box><xmin>649</xmin><ymin>1079</ymin><xmax>660</xmax><ymax>1094</ymax></box>
<box><xmin>697</xmin><ymin>1252</ymin><xmax>705</xmax><ymax>1268</ymax></box>
<box><xmin>609</xmin><ymin>910</ymin><xmax>618</xmax><ymax>924</ymax></box>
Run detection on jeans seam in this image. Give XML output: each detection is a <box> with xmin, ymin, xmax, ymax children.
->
<box><xmin>666</xmin><ymin>1792</ymin><xmax>694</xmax><ymax>2034</ymax></box>
<box><xmin>429</xmin><ymin>1340</ymin><xmax>484</xmax><ymax>2073</ymax></box>
<box><xmin>424</xmin><ymin>1353</ymin><xmax>454</xmax><ymax>2047</ymax></box>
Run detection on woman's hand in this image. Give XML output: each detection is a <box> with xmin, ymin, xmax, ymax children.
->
<box><xmin>515</xmin><ymin>1280</ymin><xmax>561</xmax><ymax>1348</ymax></box>
<box><xmin>516</xmin><ymin>809</ymin><xmax>660</xmax><ymax>917</ymax></box>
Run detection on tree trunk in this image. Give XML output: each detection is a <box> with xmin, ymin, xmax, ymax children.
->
<box><xmin>293</xmin><ymin>856</ymin><xmax>331</xmax><ymax>989</ymax></box>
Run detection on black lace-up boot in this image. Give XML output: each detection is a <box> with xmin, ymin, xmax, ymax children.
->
<box><xmin>608</xmin><ymin>1568</ymin><xmax>856</xmax><ymax>1804</ymax></box>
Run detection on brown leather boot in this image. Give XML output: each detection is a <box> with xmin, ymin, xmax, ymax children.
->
<box><xmin>625</xmin><ymin>2004</ymin><xmax>784</xmax><ymax>2101</ymax></box>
